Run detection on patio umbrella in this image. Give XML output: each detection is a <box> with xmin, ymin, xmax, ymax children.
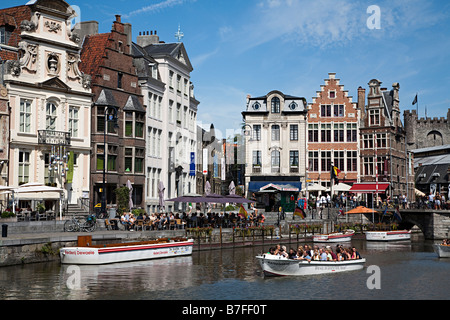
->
<box><xmin>345</xmin><ymin>206</ymin><xmax>377</xmax><ymax>214</ymax></box>
<box><xmin>14</xmin><ymin>183</ymin><xmax>64</xmax><ymax>219</ymax></box>
<box><xmin>203</xmin><ymin>193</ymin><xmax>228</xmax><ymax>204</ymax></box>
<box><xmin>224</xmin><ymin>194</ymin><xmax>255</xmax><ymax>204</ymax></box>
<box><xmin>158</xmin><ymin>181</ymin><xmax>165</xmax><ymax>212</ymax></box>
<box><xmin>333</xmin><ymin>182</ymin><xmax>351</xmax><ymax>192</ymax></box>
<box><xmin>126</xmin><ymin>180</ymin><xmax>133</xmax><ymax>211</ymax></box>
<box><xmin>307</xmin><ymin>183</ymin><xmax>327</xmax><ymax>191</ymax></box>
<box><xmin>166</xmin><ymin>193</ymin><xmax>202</xmax><ymax>203</ymax></box>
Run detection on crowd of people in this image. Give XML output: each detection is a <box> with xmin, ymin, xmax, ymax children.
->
<box><xmin>266</xmin><ymin>243</ymin><xmax>362</xmax><ymax>261</ymax></box>
<box><xmin>117</xmin><ymin>210</ymin><xmax>266</xmax><ymax>231</ymax></box>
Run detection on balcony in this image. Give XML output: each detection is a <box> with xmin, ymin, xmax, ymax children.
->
<box><xmin>38</xmin><ymin>130</ymin><xmax>71</xmax><ymax>146</ymax></box>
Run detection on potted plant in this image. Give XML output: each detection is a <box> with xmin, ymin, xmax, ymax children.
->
<box><xmin>36</xmin><ymin>202</ymin><xmax>46</xmax><ymax>214</ymax></box>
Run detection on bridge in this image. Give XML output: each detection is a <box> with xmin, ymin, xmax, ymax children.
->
<box><xmin>398</xmin><ymin>209</ymin><xmax>450</xmax><ymax>240</ymax></box>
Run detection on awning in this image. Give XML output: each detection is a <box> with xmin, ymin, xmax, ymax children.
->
<box><xmin>248</xmin><ymin>181</ymin><xmax>301</xmax><ymax>193</ymax></box>
<box><xmin>349</xmin><ymin>182</ymin><xmax>390</xmax><ymax>193</ymax></box>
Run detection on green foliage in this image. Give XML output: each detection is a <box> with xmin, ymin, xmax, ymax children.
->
<box><xmin>114</xmin><ymin>186</ymin><xmax>130</xmax><ymax>214</ymax></box>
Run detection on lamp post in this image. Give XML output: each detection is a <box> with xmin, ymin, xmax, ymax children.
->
<box><xmin>100</xmin><ymin>106</ymin><xmax>118</xmax><ymax>217</ymax></box>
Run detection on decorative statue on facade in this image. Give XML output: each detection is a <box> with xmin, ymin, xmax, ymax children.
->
<box><xmin>6</xmin><ymin>60</ymin><xmax>21</xmax><ymax>77</ymax></box>
<box><xmin>20</xmin><ymin>12</ymin><xmax>40</xmax><ymax>32</ymax></box>
<box><xmin>18</xmin><ymin>41</ymin><xmax>38</xmax><ymax>73</ymax></box>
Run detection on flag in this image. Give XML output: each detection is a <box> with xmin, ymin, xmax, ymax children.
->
<box><xmin>412</xmin><ymin>94</ymin><xmax>418</xmax><ymax>105</ymax></box>
<box><xmin>238</xmin><ymin>205</ymin><xmax>248</xmax><ymax>219</ymax></box>
<box><xmin>394</xmin><ymin>207</ymin><xmax>402</xmax><ymax>222</ymax></box>
<box><xmin>294</xmin><ymin>206</ymin><xmax>306</xmax><ymax>219</ymax></box>
<box><xmin>330</xmin><ymin>165</ymin><xmax>341</xmax><ymax>183</ymax></box>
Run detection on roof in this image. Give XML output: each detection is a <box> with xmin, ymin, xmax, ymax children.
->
<box><xmin>415</xmin><ymin>163</ymin><xmax>450</xmax><ymax>184</ymax></box>
<box><xmin>412</xmin><ymin>144</ymin><xmax>450</xmax><ymax>154</ymax></box>
<box><xmin>123</xmin><ymin>95</ymin><xmax>145</xmax><ymax>112</ymax></box>
<box><xmin>95</xmin><ymin>89</ymin><xmax>118</xmax><ymax>107</ymax></box>
<box><xmin>142</xmin><ymin>42</ymin><xmax>193</xmax><ymax>72</ymax></box>
<box><xmin>79</xmin><ymin>33</ymin><xmax>110</xmax><ymax>76</ymax></box>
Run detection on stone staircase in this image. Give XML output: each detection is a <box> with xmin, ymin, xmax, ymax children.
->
<box><xmin>66</xmin><ymin>202</ymin><xmax>89</xmax><ymax>217</ymax></box>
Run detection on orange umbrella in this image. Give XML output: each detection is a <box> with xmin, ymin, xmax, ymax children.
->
<box><xmin>345</xmin><ymin>206</ymin><xmax>377</xmax><ymax>214</ymax></box>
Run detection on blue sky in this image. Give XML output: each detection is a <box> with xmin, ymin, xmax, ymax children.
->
<box><xmin>11</xmin><ymin>0</ymin><xmax>450</xmax><ymax>139</ymax></box>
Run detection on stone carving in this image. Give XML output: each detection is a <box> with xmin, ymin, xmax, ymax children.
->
<box><xmin>5</xmin><ymin>60</ymin><xmax>21</xmax><ymax>77</ymax></box>
<box><xmin>44</xmin><ymin>21</ymin><xmax>62</xmax><ymax>33</ymax></box>
<box><xmin>18</xmin><ymin>41</ymin><xmax>38</xmax><ymax>72</ymax></box>
<box><xmin>20</xmin><ymin>12</ymin><xmax>40</xmax><ymax>32</ymax></box>
<box><xmin>81</xmin><ymin>74</ymin><xmax>92</xmax><ymax>89</ymax></box>
<box><xmin>47</xmin><ymin>52</ymin><xmax>60</xmax><ymax>75</ymax></box>
<box><xmin>67</xmin><ymin>53</ymin><xmax>83</xmax><ymax>80</ymax></box>
<box><xmin>67</xmin><ymin>20</ymin><xmax>81</xmax><ymax>44</ymax></box>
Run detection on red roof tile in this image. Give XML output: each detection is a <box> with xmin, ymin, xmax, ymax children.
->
<box><xmin>79</xmin><ymin>33</ymin><xmax>110</xmax><ymax>77</ymax></box>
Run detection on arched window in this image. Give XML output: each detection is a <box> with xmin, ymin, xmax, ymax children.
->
<box><xmin>46</xmin><ymin>102</ymin><xmax>57</xmax><ymax>130</ymax></box>
<box><xmin>271</xmin><ymin>97</ymin><xmax>280</xmax><ymax>113</ymax></box>
<box><xmin>427</xmin><ymin>130</ymin><xmax>443</xmax><ymax>146</ymax></box>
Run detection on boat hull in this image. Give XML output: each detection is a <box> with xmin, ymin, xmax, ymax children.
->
<box><xmin>60</xmin><ymin>239</ymin><xmax>194</xmax><ymax>265</ymax></box>
<box><xmin>256</xmin><ymin>255</ymin><xmax>365</xmax><ymax>276</ymax></box>
<box><xmin>433</xmin><ymin>244</ymin><xmax>450</xmax><ymax>258</ymax></box>
<box><xmin>313</xmin><ymin>230</ymin><xmax>354</xmax><ymax>243</ymax></box>
<box><xmin>365</xmin><ymin>230</ymin><xmax>411</xmax><ymax>241</ymax></box>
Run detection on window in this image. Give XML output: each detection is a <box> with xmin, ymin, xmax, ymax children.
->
<box><xmin>117</xmin><ymin>73</ymin><xmax>123</xmax><ymax>89</ymax></box>
<box><xmin>321</xmin><ymin>151</ymin><xmax>331</xmax><ymax>172</ymax></box>
<box><xmin>96</xmin><ymin>145</ymin><xmax>104</xmax><ymax>171</ymax></box>
<box><xmin>369</xmin><ymin>109</ymin><xmax>380</xmax><ymax>126</ymax></box>
<box><xmin>176</xmin><ymin>75</ymin><xmax>181</xmax><ymax>92</ymax></box>
<box><xmin>308</xmin><ymin>151</ymin><xmax>319</xmax><ymax>172</ymax></box>
<box><xmin>271</xmin><ymin>125</ymin><xmax>280</xmax><ymax>141</ymax></box>
<box><xmin>135</xmin><ymin>113</ymin><xmax>145</xmax><ymax>138</ymax></box>
<box><xmin>169</xmin><ymin>71</ymin><xmax>174</xmax><ymax>89</ymax></box>
<box><xmin>18</xmin><ymin>150</ymin><xmax>30</xmax><ymax>184</ymax></box>
<box><xmin>321</xmin><ymin>104</ymin><xmax>331</xmax><ymax>117</ymax></box>
<box><xmin>252</xmin><ymin>150</ymin><xmax>261</xmax><ymax>166</ymax></box>
<box><xmin>376</xmin><ymin>133</ymin><xmax>387</xmax><ymax>148</ymax></box>
<box><xmin>46</xmin><ymin>102</ymin><xmax>57</xmax><ymax>130</ymax></box>
<box><xmin>125</xmin><ymin>112</ymin><xmax>133</xmax><ymax>137</ymax></box>
<box><xmin>69</xmin><ymin>106</ymin><xmax>79</xmax><ymax>138</ymax></box>
<box><xmin>0</xmin><ymin>26</ymin><xmax>12</xmax><ymax>44</ymax></box>
<box><xmin>290</xmin><ymin>151</ymin><xmax>299</xmax><ymax>167</ymax></box>
<box><xmin>271</xmin><ymin>150</ymin><xmax>280</xmax><ymax>171</ymax></box>
<box><xmin>347</xmin><ymin>151</ymin><xmax>357</xmax><ymax>172</ymax></box>
<box><xmin>321</xmin><ymin>124</ymin><xmax>332</xmax><ymax>142</ymax></box>
<box><xmin>329</xmin><ymin>90</ymin><xmax>336</xmax><ymax>99</ymax></box>
<box><xmin>135</xmin><ymin>148</ymin><xmax>144</xmax><ymax>173</ymax></box>
<box><xmin>363</xmin><ymin>134</ymin><xmax>374</xmax><ymax>149</ymax></box>
<box><xmin>334</xmin><ymin>124</ymin><xmax>344</xmax><ymax>142</ymax></box>
<box><xmin>253</xmin><ymin>125</ymin><xmax>261</xmax><ymax>141</ymax></box>
<box><xmin>333</xmin><ymin>151</ymin><xmax>344</xmax><ymax>172</ymax></box>
<box><xmin>290</xmin><ymin>124</ymin><xmax>298</xmax><ymax>141</ymax></box>
<box><xmin>363</xmin><ymin>157</ymin><xmax>374</xmax><ymax>176</ymax></box>
<box><xmin>308</xmin><ymin>124</ymin><xmax>318</xmax><ymax>142</ymax></box>
<box><xmin>107</xmin><ymin>145</ymin><xmax>118</xmax><ymax>171</ymax></box>
<box><xmin>333</xmin><ymin>104</ymin><xmax>344</xmax><ymax>117</ymax></box>
<box><xmin>271</xmin><ymin>97</ymin><xmax>280</xmax><ymax>113</ymax></box>
<box><xmin>125</xmin><ymin>148</ymin><xmax>133</xmax><ymax>172</ymax></box>
<box><xmin>20</xmin><ymin>99</ymin><xmax>32</xmax><ymax>133</ymax></box>
<box><xmin>169</xmin><ymin>100</ymin><xmax>174</xmax><ymax>123</ymax></box>
<box><xmin>347</xmin><ymin>123</ymin><xmax>357</xmax><ymax>142</ymax></box>
<box><xmin>44</xmin><ymin>153</ymin><xmax>52</xmax><ymax>185</ymax></box>
<box><xmin>176</xmin><ymin>103</ymin><xmax>181</xmax><ymax>125</ymax></box>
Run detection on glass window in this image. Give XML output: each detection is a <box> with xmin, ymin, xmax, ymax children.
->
<box><xmin>69</xmin><ymin>106</ymin><xmax>79</xmax><ymax>138</ymax></box>
<box><xmin>271</xmin><ymin>97</ymin><xmax>280</xmax><ymax>113</ymax></box>
<box><xmin>347</xmin><ymin>151</ymin><xmax>357</xmax><ymax>172</ymax></box>
<box><xmin>290</xmin><ymin>151</ymin><xmax>299</xmax><ymax>167</ymax></box>
<box><xmin>253</xmin><ymin>125</ymin><xmax>261</xmax><ymax>141</ymax></box>
<box><xmin>46</xmin><ymin>102</ymin><xmax>57</xmax><ymax>130</ymax></box>
<box><xmin>135</xmin><ymin>148</ymin><xmax>145</xmax><ymax>173</ymax></box>
<box><xmin>321</xmin><ymin>124</ymin><xmax>332</xmax><ymax>142</ymax></box>
<box><xmin>347</xmin><ymin>123</ymin><xmax>357</xmax><ymax>142</ymax></box>
<box><xmin>271</xmin><ymin>125</ymin><xmax>280</xmax><ymax>141</ymax></box>
<box><xmin>290</xmin><ymin>124</ymin><xmax>298</xmax><ymax>140</ymax></box>
<box><xmin>125</xmin><ymin>148</ymin><xmax>133</xmax><ymax>172</ymax></box>
<box><xmin>308</xmin><ymin>124</ymin><xmax>318</xmax><ymax>142</ymax></box>
<box><xmin>252</xmin><ymin>150</ymin><xmax>261</xmax><ymax>166</ymax></box>
<box><xmin>271</xmin><ymin>150</ymin><xmax>280</xmax><ymax>167</ymax></box>
<box><xmin>308</xmin><ymin>151</ymin><xmax>319</xmax><ymax>172</ymax></box>
<box><xmin>320</xmin><ymin>151</ymin><xmax>331</xmax><ymax>172</ymax></box>
<box><xmin>334</xmin><ymin>123</ymin><xmax>344</xmax><ymax>142</ymax></box>
<box><xmin>321</xmin><ymin>104</ymin><xmax>331</xmax><ymax>117</ymax></box>
<box><xmin>20</xmin><ymin>99</ymin><xmax>32</xmax><ymax>133</ymax></box>
<box><xmin>125</xmin><ymin>112</ymin><xmax>133</xmax><ymax>137</ymax></box>
<box><xmin>18</xmin><ymin>150</ymin><xmax>30</xmax><ymax>184</ymax></box>
<box><xmin>369</xmin><ymin>109</ymin><xmax>380</xmax><ymax>126</ymax></box>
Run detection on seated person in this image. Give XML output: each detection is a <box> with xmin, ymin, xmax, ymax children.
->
<box><xmin>120</xmin><ymin>212</ymin><xmax>132</xmax><ymax>230</ymax></box>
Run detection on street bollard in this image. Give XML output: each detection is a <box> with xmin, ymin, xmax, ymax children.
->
<box><xmin>2</xmin><ymin>224</ymin><xmax>8</xmax><ymax>237</ymax></box>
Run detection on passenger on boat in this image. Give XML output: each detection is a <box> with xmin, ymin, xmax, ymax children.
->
<box><xmin>351</xmin><ymin>247</ymin><xmax>362</xmax><ymax>259</ymax></box>
<box><xmin>288</xmin><ymin>248</ymin><xmax>298</xmax><ymax>259</ymax></box>
<box><xmin>274</xmin><ymin>244</ymin><xmax>281</xmax><ymax>255</ymax></box>
<box><xmin>441</xmin><ymin>239</ymin><xmax>449</xmax><ymax>245</ymax></box>
<box><xmin>319</xmin><ymin>248</ymin><xmax>327</xmax><ymax>261</ymax></box>
<box><xmin>279</xmin><ymin>246</ymin><xmax>289</xmax><ymax>258</ymax></box>
<box><xmin>295</xmin><ymin>250</ymin><xmax>311</xmax><ymax>262</ymax></box>
<box><xmin>326</xmin><ymin>246</ymin><xmax>337</xmax><ymax>261</ymax></box>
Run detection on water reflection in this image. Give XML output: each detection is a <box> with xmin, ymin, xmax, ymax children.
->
<box><xmin>0</xmin><ymin>239</ymin><xmax>449</xmax><ymax>300</ymax></box>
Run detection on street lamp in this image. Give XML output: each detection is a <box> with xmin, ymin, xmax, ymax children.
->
<box><xmin>100</xmin><ymin>106</ymin><xmax>118</xmax><ymax>217</ymax></box>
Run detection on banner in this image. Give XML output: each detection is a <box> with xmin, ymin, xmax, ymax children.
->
<box><xmin>189</xmin><ymin>152</ymin><xmax>195</xmax><ymax>176</ymax></box>
<box><xmin>202</xmin><ymin>148</ymin><xmax>208</xmax><ymax>175</ymax></box>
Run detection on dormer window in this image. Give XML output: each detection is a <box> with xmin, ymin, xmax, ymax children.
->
<box><xmin>288</xmin><ymin>102</ymin><xmax>297</xmax><ymax>110</ymax></box>
<box><xmin>252</xmin><ymin>102</ymin><xmax>261</xmax><ymax>110</ymax></box>
<box><xmin>271</xmin><ymin>97</ymin><xmax>280</xmax><ymax>113</ymax></box>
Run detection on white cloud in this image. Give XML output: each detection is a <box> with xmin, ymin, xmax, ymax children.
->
<box><xmin>123</xmin><ymin>0</ymin><xmax>196</xmax><ymax>19</ymax></box>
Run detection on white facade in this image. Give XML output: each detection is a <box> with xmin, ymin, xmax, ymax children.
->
<box><xmin>3</xmin><ymin>1</ymin><xmax>91</xmax><ymax>207</ymax></box>
<box><xmin>243</xmin><ymin>91</ymin><xmax>307</xmax><ymax>200</ymax></box>
<box><xmin>134</xmin><ymin>33</ymin><xmax>198</xmax><ymax>213</ymax></box>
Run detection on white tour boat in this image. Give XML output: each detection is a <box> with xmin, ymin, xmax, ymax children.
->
<box><xmin>313</xmin><ymin>229</ymin><xmax>355</xmax><ymax>243</ymax></box>
<box><xmin>60</xmin><ymin>236</ymin><xmax>194</xmax><ymax>265</ymax></box>
<box><xmin>365</xmin><ymin>230</ymin><xmax>411</xmax><ymax>241</ymax></box>
<box><xmin>256</xmin><ymin>254</ymin><xmax>366</xmax><ymax>276</ymax></box>
<box><xmin>433</xmin><ymin>244</ymin><xmax>450</xmax><ymax>258</ymax></box>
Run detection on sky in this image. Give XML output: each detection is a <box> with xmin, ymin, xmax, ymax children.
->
<box><xmin>10</xmin><ymin>0</ymin><xmax>450</xmax><ymax>139</ymax></box>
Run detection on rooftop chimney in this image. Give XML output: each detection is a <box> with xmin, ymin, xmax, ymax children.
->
<box><xmin>137</xmin><ymin>30</ymin><xmax>160</xmax><ymax>47</ymax></box>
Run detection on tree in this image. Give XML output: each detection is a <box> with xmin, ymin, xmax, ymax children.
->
<box><xmin>114</xmin><ymin>186</ymin><xmax>130</xmax><ymax>213</ymax></box>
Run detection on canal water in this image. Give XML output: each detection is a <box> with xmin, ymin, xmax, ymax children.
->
<box><xmin>0</xmin><ymin>237</ymin><xmax>448</xmax><ymax>300</ymax></box>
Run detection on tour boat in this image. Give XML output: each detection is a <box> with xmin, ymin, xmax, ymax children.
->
<box><xmin>433</xmin><ymin>244</ymin><xmax>450</xmax><ymax>258</ymax></box>
<box><xmin>60</xmin><ymin>236</ymin><xmax>194</xmax><ymax>265</ymax></box>
<box><xmin>313</xmin><ymin>229</ymin><xmax>355</xmax><ymax>243</ymax></box>
<box><xmin>256</xmin><ymin>254</ymin><xmax>366</xmax><ymax>276</ymax></box>
<box><xmin>365</xmin><ymin>230</ymin><xmax>411</xmax><ymax>241</ymax></box>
